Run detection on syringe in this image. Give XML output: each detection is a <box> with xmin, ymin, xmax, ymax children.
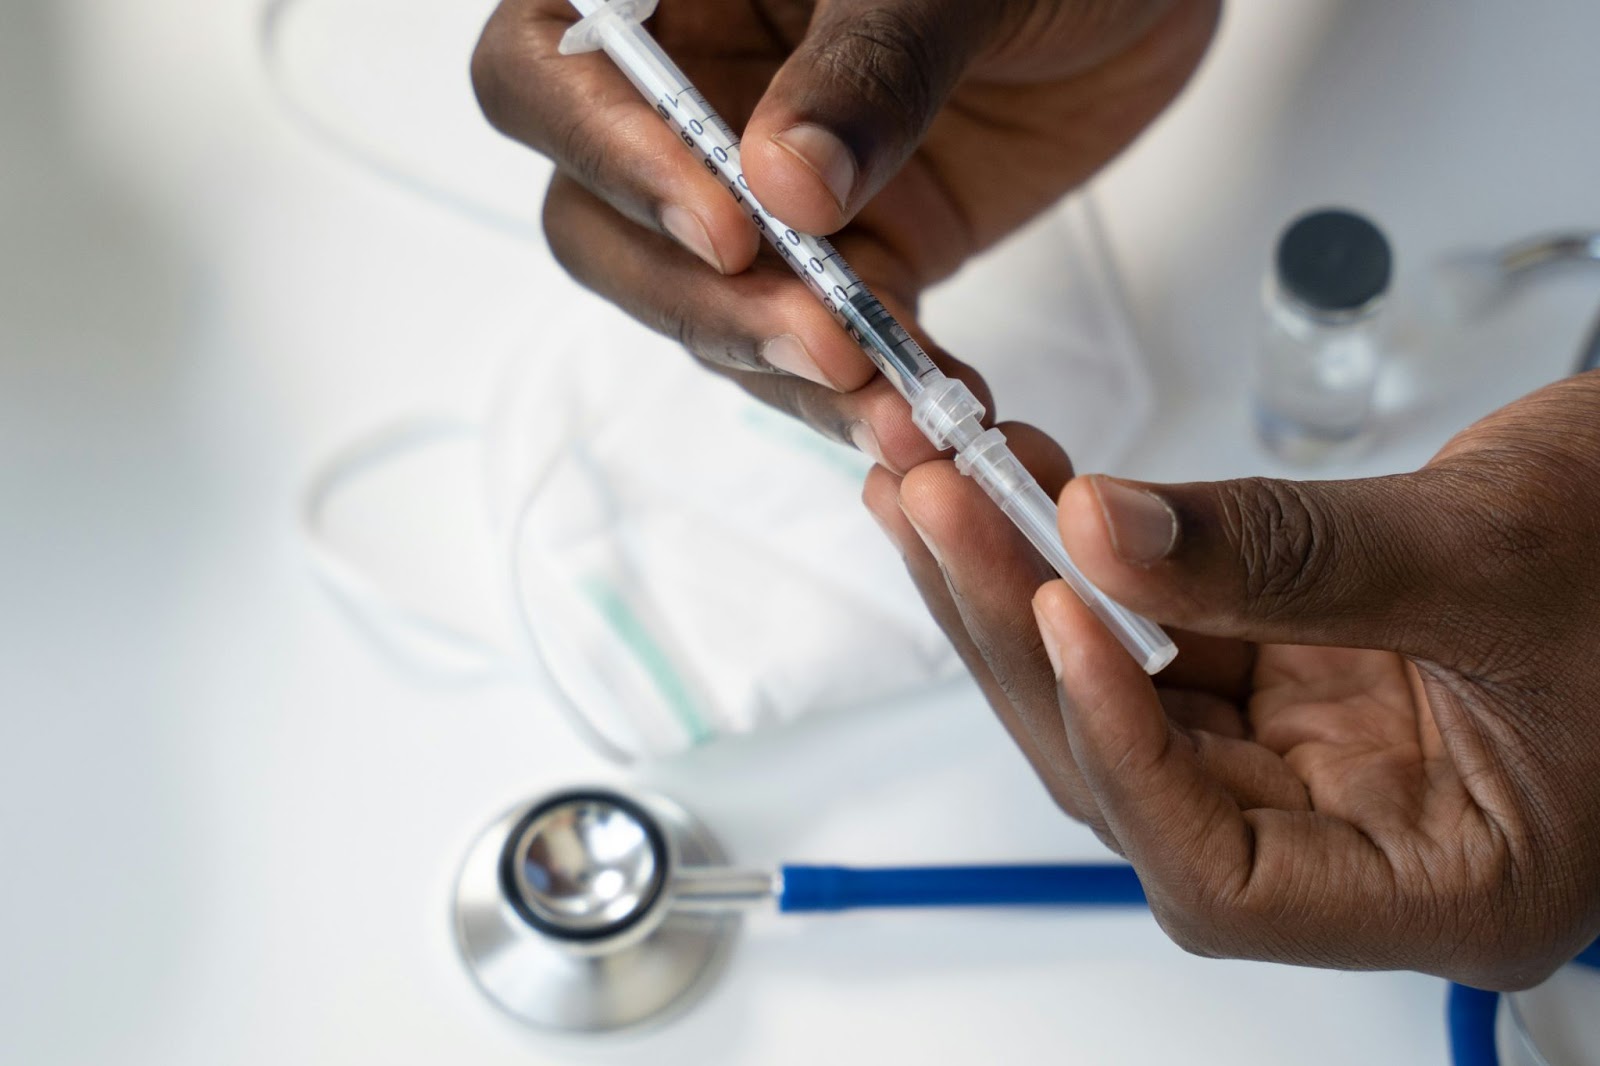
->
<box><xmin>560</xmin><ymin>0</ymin><xmax>1176</xmax><ymax>673</ymax></box>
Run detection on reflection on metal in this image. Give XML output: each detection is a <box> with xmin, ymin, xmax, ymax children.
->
<box><xmin>453</xmin><ymin>789</ymin><xmax>739</xmax><ymax>1033</ymax></box>
<box><xmin>1489</xmin><ymin>230</ymin><xmax>1600</xmax><ymax>374</ymax></box>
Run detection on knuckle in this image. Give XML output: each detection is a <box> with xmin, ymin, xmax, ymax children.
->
<box><xmin>540</xmin><ymin>195</ymin><xmax>577</xmax><ymax>267</ymax></box>
<box><xmin>1143</xmin><ymin>818</ymin><xmax>1266</xmax><ymax>961</ymax></box>
<box><xmin>1202</xmin><ymin>874</ymin><xmax>1280</xmax><ymax>936</ymax></box>
<box><xmin>1037</xmin><ymin>774</ymin><xmax>1093</xmax><ymax>822</ymax></box>
<box><xmin>1041</xmin><ymin>783</ymin><xmax>1088</xmax><ymax>822</ymax></box>
<box><xmin>815</xmin><ymin>8</ymin><xmax>942</xmax><ymax>128</ymax></box>
<box><xmin>472</xmin><ymin>15</ymin><xmax>624</xmax><ymax>193</ymax></box>
<box><xmin>1035</xmin><ymin>777</ymin><xmax>1124</xmax><ymax>856</ymax></box>
<box><xmin>1088</xmin><ymin>823</ymin><xmax>1126</xmax><ymax>858</ymax></box>
<box><xmin>1444</xmin><ymin>889</ymin><xmax>1571</xmax><ymax>991</ymax></box>
<box><xmin>539</xmin><ymin>181</ymin><xmax>589</xmax><ymax>281</ymax></box>
<box><xmin>705</xmin><ymin>339</ymin><xmax>765</xmax><ymax>374</ymax></box>
<box><xmin>785</xmin><ymin>379</ymin><xmax>853</xmax><ymax>444</ymax></box>
<box><xmin>1472</xmin><ymin>480</ymin><xmax>1574</xmax><ymax>597</ymax></box>
<box><xmin>654</xmin><ymin>293</ymin><xmax>706</xmax><ymax>360</ymax></box>
<box><xmin>1218</xmin><ymin>478</ymin><xmax>1335</xmax><ymax>618</ymax></box>
<box><xmin>1426</xmin><ymin>455</ymin><xmax>1593</xmax><ymax>654</ymax></box>
<box><xmin>972</xmin><ymin>619</ymin><xmax>1062</xmax><ymax>705</ymax></box>
<box><xmin>1456</xmin><ymin>843</ymin><xmax>1592</xmax><ymax>991</ymax></box>
<box><xmin>655</xmin><ymin>295</ymin><xmax>766</xmax><ymax>378</ymax></box>
<box><xmin>695</xmin><ymin>335</ymin><xmax>766</xmax><ymax>375</ymax></box>
<box><xmin>1149</xmin><ymin>899</ymin><xmax>1225</xmax><ymax>959</ymax></box>
<box><xmin>1150</xmin><ymin>877</ymin><xmax>1273</xmax><ymax>963</ymax></box>
<box><xmin>470</xmin><ymin>18</ymin><xmax>518</xmax><ymax>135</ymax></box>
<box><xmin>553</xmin><ymin>111</ymin><xmax>613</xmax><ymax>195</ymax></box>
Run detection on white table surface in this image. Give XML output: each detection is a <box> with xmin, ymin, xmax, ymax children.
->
<box><xmin>4</xmin><ymin>1</ymin><xmax>1598</xmax><ymax>1064</ymax></box>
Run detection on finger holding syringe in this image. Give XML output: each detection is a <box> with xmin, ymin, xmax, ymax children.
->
<box><xmin>479</xmin><ymin>4</ymin><xmax>1000</xmax><ymax>472</ymax></box>
<box><xmin>553</xmin><ymin>1</ymin><xmax>1174</xmax><ymax>671</ymax></box>
<box><xmin>542</xmin><ymin>169</ymin><xmax>994</xmax><ymax>470</ymax></box>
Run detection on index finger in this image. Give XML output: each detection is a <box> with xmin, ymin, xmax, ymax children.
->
<box><xmin>471</xmin><ymin>0</ymin><xmax>761</xmax><ymax>272</ymax></box>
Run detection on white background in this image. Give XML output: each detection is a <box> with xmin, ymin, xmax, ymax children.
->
<box><xmin>4</xmin><ymin>1</ymin><xmax>1599</xmax><ymax>1063</ymax></box>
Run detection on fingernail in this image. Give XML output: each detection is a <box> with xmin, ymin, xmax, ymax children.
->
<box><xmin>849</xmin><ymin>421</ymin><xmax>884</xmax><ymax>465</ymax></box>
<box><xmin>661</xmin><ymin>205</ymin><xmax>724</xmax><ymax>272</ymax></box>
<box><xmin>1091</xmin><ymin>477</ymin><xmax>1178</xmax><ymax>566</ymax></box>
<box><xmin>1032</xmin><ymin>591</ymin><xmax>1067</xmax><ymax>680</ymax></box>
<box><xmin>761</xmin><ymin>334</ymin><xmax>834</xmax><ymax>388</ymax></box>
<box><xmin>771</xmin><ymin>124</ymin><xmax>857</xmax><ymax>210</ymax></box>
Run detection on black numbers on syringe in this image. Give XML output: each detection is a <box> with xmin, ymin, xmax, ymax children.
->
<box><xmin>658</xmin><ymin>94</ymin><xmax>747</xmax><ymax>205</ymax></box>
<box><xmin>653</xmin><ymin>93</ymin><xmax>864</xmax><ymax>335</ymax></box>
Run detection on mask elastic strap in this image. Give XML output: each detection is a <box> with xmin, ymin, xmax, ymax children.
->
<box><xmin>299</xmin><ymin>411</ymin><xmax>643</xmax><ymax>764</ymax></box>
<box><xmin>300</xmin><ymin>413</ymin><xmax>515</xmax><ymax>682</ymax></box>
<box><xmin>502</xmin><ymin>457</ymin><xmax>640</xmax><ymax>766</ymax></box>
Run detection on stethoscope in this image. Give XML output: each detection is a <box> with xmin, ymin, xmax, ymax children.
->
<box><xmin>454</xmin><ymin>785</ymin><xmax>1600</xmax><ymax>1064</ymax></box>
<box><xmin>452</xmin><ymin>785</ymin><xmax>1144</xmax><ymax>1034</ymax></box>
<box><xmin>452</xmin><ymin>230</ymin><xmax>1600</xmax><ymax>1056</ymax></box>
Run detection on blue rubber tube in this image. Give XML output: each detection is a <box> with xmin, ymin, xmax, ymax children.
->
<box><xmin>774</xmin><ymin>860</ymin><xmax>1593</xmax><ymax>1066</ymax></box>
<box><xmin>1445</xmin><ymin>936</ymin><xmax>1600</xmax><ymax>1066</ymax></box>
<box><xmin>1445</xmin><ymin>337</ymin><xmax>1600</xmax><ymax>1066</ymax></box>
<box><xmin>1447</xmin><ymin>983</ymin><xmax>1500</xmax><ymax>1066</ymax></box>
<box><xmin>777</xmin><ymin>863</ymin><xmax>1146</xmax><ymax>912</ymax></box>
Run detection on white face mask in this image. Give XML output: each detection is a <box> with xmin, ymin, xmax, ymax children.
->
<box><xmin>301</xmin><ymin>302</ymin><xmax>965</xmax><ymax>763</ymax></box>
<box><xmin>300</xmin><ymin>195</ymin><xmax>1150</xmax><ymax>764</ymax></box>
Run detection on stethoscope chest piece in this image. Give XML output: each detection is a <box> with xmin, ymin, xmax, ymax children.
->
<box><xmin>453</xmin><ymin>788</ymin><xmax>739</xmax><ymax>1033</ymax></box>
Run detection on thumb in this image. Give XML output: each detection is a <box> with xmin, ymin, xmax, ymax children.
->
<box><xmin>1058</xmin><ymin>471</ymin><xmax>1463</xmax><ymax>652</ymax></box>
<box><xmin>740</xmin><ymin>0</ymin><xmax>1010</xmax><ymax>233</ymax></box>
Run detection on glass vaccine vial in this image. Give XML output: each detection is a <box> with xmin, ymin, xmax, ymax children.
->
<box><xmin>1254</xmin><ymin>208</ymin><xmax>1393</xmax><ymax>464</ymax></box>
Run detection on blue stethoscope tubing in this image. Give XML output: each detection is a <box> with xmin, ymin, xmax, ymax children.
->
<box><xmin>802</xmin><ymin>860</ymin><xmax>1595</xmax><ymax>1065</ymax></box>
<box><xmin>776</xmin><ymin>862</ymin><xmax>1146</xmax><ymax>911</ymax></box>
<box><xmin>1448</xmin><ymin>938</ymin><xmax>1600</xmax><ymax>1066</ymax></box>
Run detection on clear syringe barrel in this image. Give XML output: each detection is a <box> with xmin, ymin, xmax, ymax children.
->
<box><xmin>560</xmin><ymin>0</ymin><xmax>1177</xmax><ymax>674</ymax></box>
<box><xmin>560</xmin><ymin>0</ymin><xmax>936</xmax><ymax>399</ymax></box>
<box><xmin>948</xmin><ymin>420</ymin><xmax>1176</xmax><ymax>674</ymax></box>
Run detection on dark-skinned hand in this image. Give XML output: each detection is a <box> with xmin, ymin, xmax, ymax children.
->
<box><xmin>472</xmin><ymin>0</ymin><xmax>1219</xmax><ymax>470</ymax></box>
<box><xmin>866</xmin><ymin>373</ymin><xmax>1600</xmax><ymax>992</ymax></box>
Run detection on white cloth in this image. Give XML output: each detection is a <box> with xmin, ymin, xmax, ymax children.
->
<box><xmin>301</xmin><ymin>196</ymin><xmax>1152</xmax><ymax>761</ymax></box>
<box><xmin>483</xmin><ymin>306</ymin><xmax>961</xmax><ymax>758</ymax></box>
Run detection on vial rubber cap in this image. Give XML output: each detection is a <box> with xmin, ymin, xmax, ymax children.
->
<box><xmin>1275</xmin><ymin>208</ymin><xmax>1392</xmax><ymax>313</ymax></box>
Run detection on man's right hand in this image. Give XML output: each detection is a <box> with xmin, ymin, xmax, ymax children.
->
<box><xmin>472</xmin><ymin>0</ymin><xmax>1219</xmax><ymax>470</ymax></box>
